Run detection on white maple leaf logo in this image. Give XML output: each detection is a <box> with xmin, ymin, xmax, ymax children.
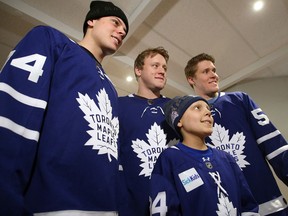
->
<box><xmin>207</xmin><ymin>123</ymin><xmax>250</xmax><ymax>169</ymax></box>
<box><xmin>216</xmin><ymin>192</ymin><xmax>237</xmax><ymax>216</ymax></box>
<box><xmin>76</xmin><ymin>89</ymin><xmax>119</xmax><ymax>162</ymax></box>
<box><xmin>132</xmin><ymin>122</ymin><xmax>168</xmax><ymax>177</ymax></box>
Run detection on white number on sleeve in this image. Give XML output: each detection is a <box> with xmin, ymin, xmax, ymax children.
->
<box><xmin>151</xmin><ymin>191</ymin><xmax>168</xmax><ymax>216</ymax></box>
<box><xmin>251</xmin><ymin>108</ymin><xmax>269</xmax><ymax>126</ymax></box>
<box><xmin>10</xmin><ymin>54</ymin><xmax>46</xmax><ymax>83</ymax></box>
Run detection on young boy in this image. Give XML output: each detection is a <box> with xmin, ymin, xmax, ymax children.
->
<box><xmin>149</xmin><ymin>95</ymin><xmax>260</xmax><ymax>215</ymax></box>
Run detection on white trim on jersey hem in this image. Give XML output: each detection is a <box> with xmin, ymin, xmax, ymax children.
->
<box><xmin>34</xmin><ymin>210</ymin><xmax>118</xmax><ymax>216</ymax></box>
<box><xmin>241</xmin><ymin>212</ymin><xmax>260</xmax><ymax>216</ymax></box>
<box><xmin>258</xmin><ymin>195</ymin><xmax>288</xmax><ymax>215</ymax></box>
<box><xmin>0</xmin><ymin>82</ymin><xmax>47</xmax><ymax>109</ymax></box>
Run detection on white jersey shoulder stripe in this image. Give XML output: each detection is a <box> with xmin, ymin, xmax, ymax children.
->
<box><xmin>0</xmin><ymin>116</ymin><xmax>39</xmax><ymax>141</ymax></box>
<box><xmin>0</xmin><ymin>82</ymin><xmax>47</xmax><ymax>109</ymax></box>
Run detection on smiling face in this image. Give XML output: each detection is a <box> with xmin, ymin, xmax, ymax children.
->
<box><xmin>88</xmin><ymin>16</ymin><xmax>127</xmax><ymax>56</ymax></box>
<box><xmin>187</xmin><ymin>60</ymin><xmax>219</xmax><ymax>100</ymax></box>
<box><xmin>135</xmin><ymin>53</ymin><xmax>168</xmax><ymax>96</ymax></box>
<box><xmin>177</xmin><ymin>100</ymin><xmax>213</xmax><ymax>139</ymax></box>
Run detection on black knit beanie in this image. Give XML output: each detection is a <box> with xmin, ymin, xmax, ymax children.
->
<box><xmin>83</xmin><ymin>1</ymin><xmax>129</xmax><ymax>34</ymax></box>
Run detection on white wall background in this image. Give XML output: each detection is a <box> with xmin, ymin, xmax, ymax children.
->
<box><xmin>227</xmin><ymin>76</ymin><xmax>288</xmax><ymax>201</ymax></box>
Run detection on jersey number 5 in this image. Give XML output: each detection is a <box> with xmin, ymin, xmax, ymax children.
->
<box><xmin>251</xmin><ymin>108</ymin><xmax>269</xmax><ymax>126</ymax></box>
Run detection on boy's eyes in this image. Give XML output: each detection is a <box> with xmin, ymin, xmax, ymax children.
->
<box><xmin>192</xmin><ymin>104</ymin><xmax>210</xmax><ymax>111</ymax></box>
<box><xmin>191</xmin><ymin>105</ymin><xmax>200</xmax><ymax>111</ymax></box>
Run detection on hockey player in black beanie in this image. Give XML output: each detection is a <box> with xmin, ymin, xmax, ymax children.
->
<box><xmin>83</xmin><ymin>1</ymin><xmax>129</xmax><ymax>34</ymax></box>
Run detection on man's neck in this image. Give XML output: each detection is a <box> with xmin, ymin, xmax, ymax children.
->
<box><xmin>78</xmin><ymin>38</ymin><xmax>104</xmax><ymax>63</ymax></box>
<box><xmin>195</xmin><ymin>91</ymin><xmax>218</xmax><ymax>100</ymax></box>
<box><xmin>136</xmin><ymin>88</ymin><xmax>161</xmax><ymax>99</ymax></box>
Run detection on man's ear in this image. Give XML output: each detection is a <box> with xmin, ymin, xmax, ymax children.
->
<box><xmin>135</xmin><ymin>67</ymin><xmax>142</xmax><ymax>77</ymax></box>
<box><xmin>187</xmin><ymin>76</ymin><xmax>195</xmax><ymax>86</ymax></box>
<box><xmin>87</xmin><ymin>20</ymin><xmax>95</xmax><ymax>27</ymax></box>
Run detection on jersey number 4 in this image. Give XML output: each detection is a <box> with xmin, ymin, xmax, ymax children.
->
<box><xmin>151</xmin><ymin>191</ymin><xmax>168</xmax><ymax>216</ymax></box>
<box><xmin>10</xmin><ymin>51</ymin><xmax>46</xmax><ymax>83</ymax></box>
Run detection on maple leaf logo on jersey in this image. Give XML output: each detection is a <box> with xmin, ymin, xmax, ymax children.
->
<box><xmin>76</xmin><ymin>89</ymin><xmax>119</xmax><ymax>162</ymax></box>
<box><xmin>132</xmin><ymin>122</ymin><xmax>168</xmax><ymax>177</ymax></box>
<box><xmin>216</xmin><ymin>192</ymin><xmax>237</xmax><ymax>216</ymax></box>
<box><xmin>207</xmin><ymin>123</ymin><xmax>250</xmax><ymax>169</ymax></box>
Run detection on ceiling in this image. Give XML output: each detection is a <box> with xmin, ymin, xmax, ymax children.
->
<box><xmin>1</xmin><ymin>0</ymin><xmax>288</xmax><ymax>97</ymax></box>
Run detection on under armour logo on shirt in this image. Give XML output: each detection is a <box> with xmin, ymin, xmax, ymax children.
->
<box><xmin>202</xmin><ymin>157</ymin><xmax>210</xmax><ymax>162</ymax></box>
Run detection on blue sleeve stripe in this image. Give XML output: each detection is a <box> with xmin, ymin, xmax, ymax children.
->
<box><xmin>0</xmin><ymin>116</ymin><xmax>39</xmax><ymax>141</ymax></box>
<box><xmin>0</xmin><ymin>82</ymin><xmax>47</xmax><ymax>109</ymax></box>
<box><xmin>256</xmin><ymin>130</ymin><xmax>281</xmax><ymax>144</ymax></box>
<box><xmin>266</xmin><ymin>145</ymin><xmax>288</xmax><ymax>160</ymax></box>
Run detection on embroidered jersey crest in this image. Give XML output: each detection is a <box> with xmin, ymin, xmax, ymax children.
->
<box><xmin>76</xmin><ymin>88</ymin><xmax>119</xmax><ymax>162</ymax></box>
<box><xmin>207</xmin><ymin>123</ymin><xmax>250</xmax><ymax>169</ymax></box>
<box><xmin>132</xmin><ymin>122</ymin><xmax>168</xmax><ymax>177</ymax></box>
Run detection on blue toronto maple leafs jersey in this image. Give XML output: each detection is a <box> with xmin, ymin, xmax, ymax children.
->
<box><xmin>149</xmin><ymin>144</ymin><xmax>259</xmax><ymax>216</ymax></box>
<box><xmin>118</xmin><ymin>94</ymin><xmax>178</xmax><ymax>216</ymax></box>
<box><xmin>206</xmin><ymin>92</ymin><xmax>288</xmax><ymax>215</ymax></box>
<box><xmin>0</xmin><ymin>26</ymin><xmax>120</xmax><ymax>215</ymax></box>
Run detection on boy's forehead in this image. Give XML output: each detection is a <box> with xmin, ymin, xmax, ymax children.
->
<box><xmin>187</xmin><ymin>100</ymin><xmax>210</xmax><ymax>110</ymax></box>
